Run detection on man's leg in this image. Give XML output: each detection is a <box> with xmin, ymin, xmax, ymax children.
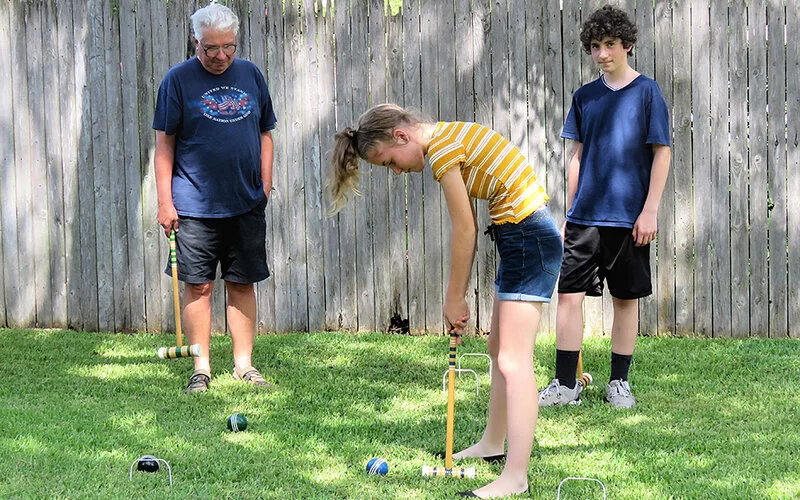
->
<box><xmin>225</xmin><ymin>281</ymin><xmax>256</xmax><ymax>371</ymax></box>
<box><xmin>183</xmin><ymin>281</ymin><xmax>214</xmax><ymax>373</ymax></box>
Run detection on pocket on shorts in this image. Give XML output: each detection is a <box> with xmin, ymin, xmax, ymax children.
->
<box><xmin>536</xmin><ymin>234</ymin><xmax>563</xmax><ymax>276</ymax></box>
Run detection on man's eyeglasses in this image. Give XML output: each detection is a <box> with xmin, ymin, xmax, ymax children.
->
<box><xmin>199</xmin><ymin>43</ymin><xmax>237</xmax><ymax>57</ymax></box>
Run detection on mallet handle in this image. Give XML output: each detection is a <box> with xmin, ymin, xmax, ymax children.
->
<box><xmin>169</xmin><ymin>230</ymin><xmax>183</xmax><ymax>347</ymax></box>
<box><xmin>445</xmin><ymin>331</ymin><xmax>457</xmax><ymax>469</ymax></box>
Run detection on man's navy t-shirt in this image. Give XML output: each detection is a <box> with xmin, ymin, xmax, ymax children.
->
<box><xmin>153</xmin><ymin>57</ymin><xmax>277</xmax><ymax>218</ymax></box>
<box><xmin>562</xmin><ymin>74</ymin><xmax>670</xmax><ymax>228</ymax></box>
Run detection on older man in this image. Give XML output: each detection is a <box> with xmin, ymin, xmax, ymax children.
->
<box><xmin>154</xmin><ymin>3</ymin><xmax>277</xmax><ymax>393</ymax></box>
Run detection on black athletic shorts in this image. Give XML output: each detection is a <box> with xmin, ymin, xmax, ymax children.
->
<box><xmin>557</xmin><ymin>222</ymin><xmax>652</xmax><ymax>299</ymax></box>
<box><xmin>165</xmin><ymin>198</ymin><xmax>269</xmax><ymax>284</ymax></box>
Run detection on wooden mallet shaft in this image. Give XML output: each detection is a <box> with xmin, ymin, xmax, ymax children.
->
<box><xmin>576</xmin><ymin>350</ymin><xmax>593</xmax><ymax>387</ymax></box>
<box><xmin>157</xmin><ymin>230</ymin><xmax>200</xmax><ymax>359</ymax></box>
<box><xmin>421</xmin><ymin>331</ymin><xmax>475</xmax><ymax>479</ymax></box>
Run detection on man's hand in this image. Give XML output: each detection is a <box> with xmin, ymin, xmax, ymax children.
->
<box><xmin>157</xmin><ymin>202</ymin><xmax>179</xmax><ymax>238</ymax></box>
<box><xmin>632</xmin><ymin>209</ymin><xmax>658</xmax><ymax>246</ymax></box>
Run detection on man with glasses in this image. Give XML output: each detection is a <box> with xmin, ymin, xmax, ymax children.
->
<box><xmin>153</xmin><ymin>3</ymin><xmax>277</xmax><ymax>394</ymax></box>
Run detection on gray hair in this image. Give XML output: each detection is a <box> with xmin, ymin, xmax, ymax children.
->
<box><xmin>190</xmin><ymin>3</ymin><xmax>239</xmax><ymax>41</ymax></box>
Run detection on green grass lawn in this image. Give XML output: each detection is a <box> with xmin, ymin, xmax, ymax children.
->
<box><xmin>1</xmin><ymin>329</ymin><xmax>798</xmax><ymax>499</ymax></box>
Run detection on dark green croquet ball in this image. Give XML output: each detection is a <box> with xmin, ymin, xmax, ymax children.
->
<box><xmin>227</xmin><ymin>413</ymin><xmax>247</xmax><ymax>432</ymax></box>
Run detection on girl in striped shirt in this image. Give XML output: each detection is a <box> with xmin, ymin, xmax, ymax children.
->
<box><xmin>329</xmin><ymin>104</ymin><xmax>562</xmax><ymax>498</ymax></box>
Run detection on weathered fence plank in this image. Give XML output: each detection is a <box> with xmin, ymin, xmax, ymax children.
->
<box><xmin>766</xmin><ymin>0</ymin><xmax>787</xmax><ymax>338</ymax></box>
<box><xmin>709</xmin><ymin>0</ymin><xmax>732</xmax><ymax>338</ymax></box>
<box><xmin>787</xmin><ymin>0</ymin><xmax>800</xmax><ymax>339</ymax></box>
<box><xmin>652</xmin><ymin>1</ymin><xmax>672</xmax><ymax>331</ymax></box>
<box><xmin>403</xmin><ymin>0</ymin><xmax>425</xmax><ymax>333</ymax></box>
<box><xmin>285</xmin><ymin>1</ymin><xmax>310</xmax><ymax>331</ymax></box>
<box><xmin>253</xmin><ymin>0</ymin><xmax>275</xmax><ymax>334</ymax></box>
<box><xmin>103</xmin><ymin>0</ymin><xmax>132</xmax><ymax>332</ymax></box>
<box><xmin>118</xmin><ymin>0</ymin><xmax>146</xmax><ymax>332</ymax></box>
<box><xmin>369</xmin><ymin>0</ymin><xmax>391</xmax><ymax>333</ymax></box>
<box><xmin>420</xmin><ymin>0</ymin><xmax>443</xmax><ymax>335</ymax></box>
<box><xmin>302</xmin><ymin>3</ymin><xmax>326</xmax><ymax>332</ymax></box>
<box><xmin>386</xmin><ymin>9</ymin><xmax>408</xmax><ymax>333</ymax></box>
<box><xmin>26</xmin><ymin>2</ymin><xmax>52</xmax><ymax>328</ymax></box>
<box><xmin>692</xmin><ymin>0</ymin><xmax>712</xmax><ymax>336</ymax></box>
<box><xmin>748</xmin><ymin>0</ymin><xmax>769</xmax><ymax>339</ymax></box>
<box><xmin>670</xmin><ymin>0</ymin><xmax>692</xmax><ymax>336</ymax></box>
<box><xmin>270</xmin><ymin>0</ymin><xmax>291</xmax><ymax>332</ymax></box>
<box><xmin>729</xmin><ymin>0</ymin><xmax>749</xmax><ymax>337</ymax></box>
<box><xmin>41</xmin><ymin>0</ymin><xmax>66</xmax><ymax>328</ymax></box>
<box><xmin>11</xmin><ymin>2</ymin><xmax>35</xmax><ymax>328</ymax></box>
<box><xmin>318</xmin><ymin>6</ymin><xmax>339</xmax><ymax>332</ymax></box>
<box><xmin>0</xmin><ymin>0</ymin><xmax>13</xmax><ymax>328</ymax></box>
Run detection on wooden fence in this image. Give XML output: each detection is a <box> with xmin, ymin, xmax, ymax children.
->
<box><xmin>1</xmin><ymin>0</ymin><xmax>798</xmax><ymax>337</ymax></box>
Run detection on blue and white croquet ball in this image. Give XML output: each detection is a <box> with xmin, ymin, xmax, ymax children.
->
<box><xmin>366</xmin><ymin>457</ymin><xmax>389</xmax><ymax>476</ymax></box>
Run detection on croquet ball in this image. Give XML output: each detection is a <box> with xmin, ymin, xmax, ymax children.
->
<box><xmin>227</xmin><ymin>413</ymin><xmax>247</xmax><ymax>432</ymax></box>
<box><xmin>137</xmin><ymin>455</ymin><xmax>160</xmax><ymax>473</ymax></box>
<box><xmin>366</xmin><ymin>457</ymin><xmax>388</xmax><ymax>476</ymax></box>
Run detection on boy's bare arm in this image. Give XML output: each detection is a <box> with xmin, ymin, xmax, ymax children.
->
<box><xmin>566</xmin><ymin>141</ymin><xmax>583</xmax><ymax>212</ymax></box>
<box><xmin>633</xmin><ymin>144</ymin><xmax>671</xmax><ymax>246</ymax></box>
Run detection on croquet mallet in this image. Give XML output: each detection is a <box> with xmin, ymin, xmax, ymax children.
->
<box><xmin>157</xmin><ymin>230</ymin><xmax>201</xmax><ymax>359</ymax></box>
<box><xmin>421</xmin><ymin>330</ymin><xmax>476</xmax><ymax>479</ymax></box>
<box><xmin>577</xmin><ymin>350</ymin><xmax>593</xmax><ymax>388</ymax></box>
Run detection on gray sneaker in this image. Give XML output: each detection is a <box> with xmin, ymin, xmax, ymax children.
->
<box><xmin>605</xmin><ymin>379</ymin><xmax>636</xmax><ymax>408</ymax></box>
<box><xmin>538</xmin><ymin>378</ymin><xmax>583</xmax><ymax>407</ymax></box>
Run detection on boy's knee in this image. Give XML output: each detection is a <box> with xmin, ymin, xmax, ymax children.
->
<box><xmin>558</xmin><ymin>293</ymin><xmax>585</xmax><ymax>309</ymax></box>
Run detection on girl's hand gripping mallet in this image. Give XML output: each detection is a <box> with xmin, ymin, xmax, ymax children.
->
<box><xmin>421</xmin><ymin>330</ymin><xmax>476</xmax><ymax>479</ymax></box>
<box><xmin>157</xmin><ymin>230</ymin><xmax>201</xmax><ymax>359</ymax></box>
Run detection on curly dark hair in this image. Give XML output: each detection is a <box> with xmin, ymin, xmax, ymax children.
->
<box><xmin>580</xmin><ymin>5</ymin><xmax>637</xmax><ymax>57</ymax></box>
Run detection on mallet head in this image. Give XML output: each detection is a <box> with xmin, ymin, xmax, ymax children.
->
<box><xmin>157</xmin><ymin>344</ymin><xmax>201</xmax><ymax>359</ymax></box>
<box><xmin>421</xmin><ymin>465</ymin><xmax>476</xmax><ymax>479</ymax></box>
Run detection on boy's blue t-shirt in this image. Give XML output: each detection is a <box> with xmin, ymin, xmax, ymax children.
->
<box><xmin>562</xmin><ymin>74</ymin><xmax>671</xmax><ymax>228</ymax></box>
<box><xmin>153</xmin><ymin>57</ymin><xmax>277</xmax><ymax>218</ymax></box>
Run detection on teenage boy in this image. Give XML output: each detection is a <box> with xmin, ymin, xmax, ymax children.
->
<box><xmin>538</xmin><ymin>5</ymin><xmax>671</xmax><ymax>408</ymax></box>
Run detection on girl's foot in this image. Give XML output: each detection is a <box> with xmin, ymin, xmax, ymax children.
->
<box><xmin>458</xmin><ymin>477</ymin><xmax>528</xmax><ymax>498</ymax></box>
<box><xmin>452</xmin><ymin>442</ymin><xmax>505</xmax><ymax>461</ymax></box>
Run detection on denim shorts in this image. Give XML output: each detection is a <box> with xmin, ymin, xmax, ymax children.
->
<box><xmin>165</xmin><ymin>197</ymin><xmax>270</xmax><ymax>285</ymax></box>
<box><xmin>489</xmin><ymin>206</ymin><xmax>563</xmax><ymax>302</ymax></box>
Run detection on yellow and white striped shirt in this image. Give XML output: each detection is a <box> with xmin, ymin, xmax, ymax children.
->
<box><xmin>428</xmin><ymin>121</ymin><xmax>549</xmax><ymax>225</ymax></box>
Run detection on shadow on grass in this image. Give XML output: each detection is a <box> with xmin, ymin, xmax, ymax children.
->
<box><xmin>0</xmin><ymin>330</ymin><xmax>798</xmax><ymax>499</ymax></box>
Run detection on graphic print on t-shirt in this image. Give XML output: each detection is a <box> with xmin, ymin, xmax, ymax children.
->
<box><xmin>199</xmin><ymin>86</ymin><xmax>253</xmax><ymax>123</ymax></box>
